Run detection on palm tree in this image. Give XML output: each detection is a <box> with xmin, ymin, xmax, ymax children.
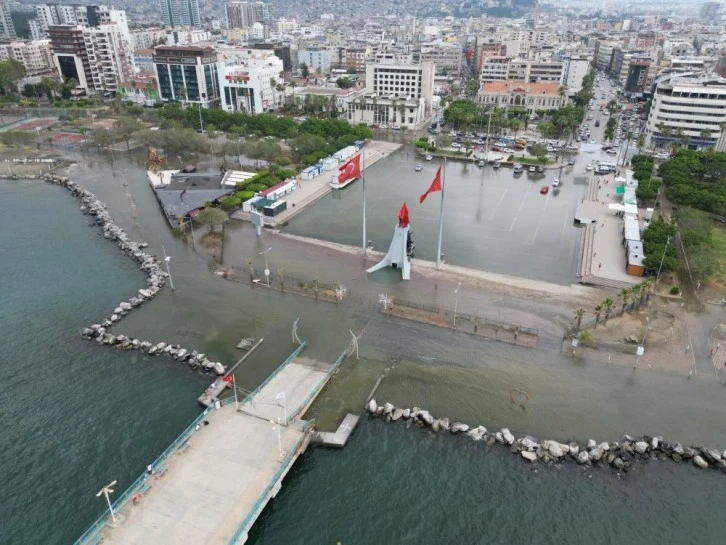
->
<box><xmin>602</xmin><ymin>298</ymin><xmax>614</xmax><ymax>321</ymax></box>
<box><xmin>619</xmin><ymin>288</ymin><xmax>631</xmax><ymax>313</ymax></box>
<box><xmin>594</xmin><ymin>304</ymin><xmax>603</xmax><ymax>325</ymax></box>
<box><xmin>642</xmin><ymin>278</ymin><xmax>655</xmax><ymax>304</ymax></box>
<box><xmin>699</xmin><ymin>128</ymin><xmax>712</xmax><ymax>148</ymax></box>
<box><xmin>575</xmin><ymin>308</ymin><xmax>585</xmax><ymax>330</ymax></box>
<box><xmin>270</xmin><ymin>77</ymin><xmax>277</xmax><ymax>109</ymax></box>
<box><xmin>398</xmin><ymin>102</ymin><xmax>406</xmax><ymax>126</ymax></box>
<box><xmin>391</xmin><ymin>99</ymin><xmax>398</xmax><ymax>124</ymax></box>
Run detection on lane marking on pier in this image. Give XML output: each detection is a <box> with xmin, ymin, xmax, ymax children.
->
<box><xmin>529</xmin><ymin>191</ymin><xmax>552</xmax><ymax>244</ymax></box>
<box><xmin>508</xmin><ymin>183</ymin><xmax>533</xmax><ymax>232</ymax></box>
<box><xmin>488</xmin><ymin>189</ymin><xmax>509</xmax><ymax>220</ymax></box>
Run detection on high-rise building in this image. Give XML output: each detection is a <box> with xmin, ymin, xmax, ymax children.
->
<box><xmin>48</xmin><ymin>24</ymin><xmax>132</xmax><ymax>92</ymax></box>
<box><xmin>0</xmin><ymin>0</ymin><xmax>16</xmax><ymax>39</ymax></box>
<box><xmin>225</xmin><ymin>2</ymin><xmax>269</xmax><ymax>29</ymax></box>
<box><xmin>159</xmin><ymin>0</ymin><xmax>201</xmax><ymax>29</ymax></box>
<box><xmin>218</xmin><ymin>49</ymin><xmax>284</xmax><ymax>113</ymax></box>
<box><xmin>0</xmin><ymin>40</ymin><xmax>55</xmax><ymax>75</ymax></box>
<box><xmin>699</xmin><ymin>2</ymin><xmax>721</xmax><ymax>20</ymax></box>
<box><xmin>153</xmin><ymin>45</ymin><xmax>220</xmax><ymax>106</ymax></box>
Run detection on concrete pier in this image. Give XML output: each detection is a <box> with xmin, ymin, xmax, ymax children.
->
<box><xmin>198</xmin><ymin>338</ymin><xmax>264</xmax><ymax>407</ymax></box>
<box><xmin>77</xmin><ymin>343</ymin><xmax>348</xmax><ymax>545</ymax></box>
<box><xmin>313</xmin><ymin>413</ymin><xmax>360</xmax><ymax>448</ymax></box>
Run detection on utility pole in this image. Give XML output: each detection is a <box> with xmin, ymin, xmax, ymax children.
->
<box><xmin>656</xmin><ymin>235</ymin><xmax>672</xmax><ymax>283</ymax></box>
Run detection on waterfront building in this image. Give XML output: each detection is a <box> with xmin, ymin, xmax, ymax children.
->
<box><xmin>644</xmin><ymin>74</ymin><xmax>726</xmax><ymax>151</ymax></box>
<box><xmin>476</xmin><ymin>81</ymin><xmax>566</xmax><ymax>115</ymax></box>
<box><xmin>153</xmin><ymin>45</ymin><xmax>220</xmax><ymax>107</ymax></box>
<box><xmin>159</xmin><ymin>0</ymin><xmax>201</xmax><ymax>29</ymax></box>
<box><xmin>218</xmin><ymin>49</ymin><xmax>284</xmax><ymax>113</ymax></box>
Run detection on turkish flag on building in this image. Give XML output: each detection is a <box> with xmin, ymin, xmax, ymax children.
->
<box><xmin>338</xmin><ymin>153</ymin><xmax>361</xmax><ymax>184</ymax></box>
<box><xmin>419</xmin><ymin>166</ymin><xmax>442</xmax><ymax>203</ymax></box>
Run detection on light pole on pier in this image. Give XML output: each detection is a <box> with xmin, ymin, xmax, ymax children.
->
<box><xmin>96</xmin><ymin>480</ymin><xmax>118</xmax><ymax>523</ymax></box>
<box><xmin>453</xmin><ymin>282</ymin><xmax>462</xmax><ymax>328</ymax></box>
<box><xmin>276</xmin><ymin>391</ymin><xmax>287</xmax><ymax>426</ymax></box>
<box><xmin>271</xmin><ymin>417</ymin><xmax>284</xmax><ymax>460</ymax></box>
<box><xmin>162</xmin><ymin>245</ymin><xmax>175</xmax><ymax>291</ymax></box>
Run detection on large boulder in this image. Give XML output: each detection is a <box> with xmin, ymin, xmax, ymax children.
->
<box><xmin>693</xmin><ymin>455</ymin><xmax>709</xmax><ymax>469</ymax></box>
<box><xmin>673</xmin><ymin>443</ymin><xmax>685</xmax><ymax>456</ymax></box>
<box><xmin>577</xmin><ymin>451</ymin><xmax>590</xmax><ymax>464</ymax></box>
<box><xmin>383</xmin><ymin>403</ymin><xmax>394</xmax><ymax>416</ymax></box>
<box><xmin>613</xmin><ymin>457</ymin><xmax>625</xmax><ymax>470</ymax></box>
<box><xmin>520</xmin><ymin>437</ymin><xmax>539</xmax><ymax>451</ymax></box>
<box><xmin>367</xmin><ymin>399</ymin><xmax>378</xmax><ymax>413</ymax></box>
<box><xmin>450</xmin><ymin>422</ymin><xmax>469</xmax><ymax>433</ymax></box>
<box><xmin>402</xmin><ymin>408</ymin><xmax>411</xmax><ymax>419</ymax></box>
<box><xmin>587</xmin><ymin>439</ymin><xmax>597</xmax><ymax>450</ymax></box>
<box><xmin>466</xmin><ymin>426</ymin><xmax>486</xmax><ymax>441</ymax></box>
<box><xmin>438</xmin><ymin>418</ymin><xmax>450</xmax><ymax>431</ymax></box>
<box><xmin>634</xmin><ymin>441</ymin><xmax>649</xmax><ymax>455</ymax></box>
<box><xmin>521</xmin><ymin>451</ymin><xmax>537</xmax><ymax>463</ymax></box>
<box><xmin>701</xmin><ymin>448</ymin><xmax>722</xmax><ymax>463</ymax></box>
<box><xmin>419</xmin><ymin>411</ymin><xmax>434</xmax><ymax>426</ymax></box>
<box><xmin>568</xmin><ymin>443</ymin><xmax>580</xmax><ymax>457</ymax></box>
<box><xmin>589</xmin><ymin>447</ymin><xmax>604</xmax><ymax>462</ymax></box>
<box><xmin>543</xmin><ymin>440</ymin><xmax>568</xmax><ymax>458</ymax></box>
<box><xmin>431</xmin><ymin>419</ymin><xmax>441</xmax><ymax>433</ymax></box>
<box><xmin>501</xmin><ymin>428</ymin><xmax>515</xmax><ymax>445</ymax></box>
<box><xmin>391</xmin><ymin>408</ymin><xmax>403</xmax><ymax>421</ymax></box>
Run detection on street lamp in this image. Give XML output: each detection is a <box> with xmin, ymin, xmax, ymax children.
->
<box><xmin>162</xmin><ymin>245</ymin><xmax>175</xmax><ymax>291</ymax></box>
<box><xmin>453</xmin><ymin>282</ymin><xmax>462</xmax><ymax>328</ymax></box>
<box><xmin>276</xmin><ymin>391</ymin><xmax>287</xmax><ymax>426</ymax></box>
<box><xmin>270</xmin><ymin>417</ymin><xmax>284</xmax><ymax>459</ymax></box>
<box><xmin>635</xmin><ymin>316</ymin><xmax>650</xmax><ymax>369</ymax></box>
<box><xmin>198</xmin><ymin>92</ymin><xmax>206</xmax><ymax>133</ymax></box>
<box><xmin>96</xmin><ymin>480</ymin><xmax>118</xmax><ymax>523</ymax></box>
<box><xmin>259</xmin><ymin>246</ymin><xmax>272</xmax><ymax>287</ymax></box>
<box><xmin>655</xmin><ymin>235</ymin><xmax>672</xmax><ymax>283</ymax></box>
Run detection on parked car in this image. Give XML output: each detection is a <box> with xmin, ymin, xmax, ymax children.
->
<box><xmin>540</xmin><ymin>185</ymin><xmax>550</xmax><ymax>194</ymax></box>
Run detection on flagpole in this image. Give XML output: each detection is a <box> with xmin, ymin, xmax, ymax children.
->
<box><xmin>362</xmin><ymin>152</ymin><xmax>367</xmax><ymax>256</ymax></box>
<box><xmin>233</xmin><ymin>374</ymin><xmax>238</xmax><ymax>411</ymax></box>
<box><xmin>436</xmin><ymin>158</ymin><xmax>446</xmax><ymax>269</ymax></box>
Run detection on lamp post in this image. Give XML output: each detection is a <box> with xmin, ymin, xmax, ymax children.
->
<box><xmin>635</xmin><ymin>316</ymin><xmax>650</xmax><ymax>369</ymax></box>
<box><xmin>276</xmin><ymin>391</ymin><xmax>287</xmax><ymax>426</ymax></box>
<box><xmin>162</xmin><ymin>245</ymin><xmax>175</xmax><ymax>291</ymax></box>
<box><xmin>198</xmin><ymin>93</ymin><xmax>206</xmax><ymax>133</ymax></box>
<box><xmin>271</xmin><ymin>417</ymin><xmax>284</xmax><ymax>459</ymax></box>
<box><xmin>96</xmin><ymin>480</ymin><xmax>118</xmax><ymax>523</ymax></box>
<box><xmin>453</xmin><ymin>282</ymin><xmax>462</xmax><ymax>328</ymax></box>
<box><xmin>655</xmin><ymin>235</ymin><xmax>672</xmax><ymax>283</ymax></box>
<box><xmin>259</xmin><ymin>246</ymin><xmax>272</xmax><ymax>287</ymax></box>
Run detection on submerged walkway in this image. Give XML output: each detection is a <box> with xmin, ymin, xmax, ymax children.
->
<box><xmin>78</xmin><ymin>343</ymin><xmax>348</xmax><ymax>545</ymax></box>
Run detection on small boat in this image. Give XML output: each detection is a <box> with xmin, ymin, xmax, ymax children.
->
<box><xmin>493</xmin><ymin>162</ymin><xmax>501</xmax><ymax>169</ymax></box>
<box><xmin>512</xmin><ymin>164</ymin><xmax>524</xmax><ymax>174</ymax></box>
<box><xmin>529</xmin><ymin>165</ymin><xmax>536</xmax><ymax>172</ymax></box>
<box><xmin>425</xmin><ymin>154</ymin><xmax>433</xmax><ymax>161</ymax></box>
<box><xmin>415</xmin><ymin>164</ymin><xmax>423</xmax><ymax>172</ymax></box>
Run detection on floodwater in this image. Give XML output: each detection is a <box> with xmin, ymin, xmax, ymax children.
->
<box><xmin>1</xmin><ymin>148</ymin><xmax>725</xmax><ymax>544</ymax></box>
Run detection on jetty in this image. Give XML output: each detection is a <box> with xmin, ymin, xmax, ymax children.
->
<box><xmin>197</xmin><ymin>338</ymin><xmax>264</xmax><ymax>407</ymax></box>
<box><xmin>76</xmin><ymin>342</ymin><xmax>352</xmax><ymax>545</ymax></box>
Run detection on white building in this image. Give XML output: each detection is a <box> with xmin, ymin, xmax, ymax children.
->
<box><xmin>83</xmin><ymin>25</ymin><xmax>133</xmax><ymax>92</ymax></box>
<box><xmin>644</xmin><ymin>74</ymin><xmax>726</xmax><ymax>151</ymax></box>
<box><xmin>0</xmin><ymin>40</ymin><xmax>55</xmax><ymax>76</ymax></box>
<box><xmin>416</xmin><ymin>40</ymin><xmax>462</xmax><ymax>76</ymax></box>
<box><xmin>561</xmin><ymin>55</ymin><xmax>590</xmax><ymax>94</ymax></box>
<box><xmin>131</xmin><ymin>29</ymin><xmax>168</xmax><ymax>50</ymax></box>
<box><xmin>218</xmin><ymin>49</ymin><xmax>284</xmax><ymax>113</ymax></box>
<box><xmin>476</xmin><ymin>81</ymin><xmax>566</xmax><ymax>115</ymax></box>
<box><xmin>225</xmin><ymin>1</ymin><xmax>268</xmax><ymax>29</ymax></box>
<box><xmin>0</xmin><ymin>0</ymin><xmax>15</xmax><ymax>39</ymax></box>
<box><xmin>159</xmin><ymin>0</ymin><xmax>201</xmax><ymax>29</ymax></box>
<box><xmin>298</xmin><ymin>47</ymin><xmax>330</xmax><ymax>74</ymax></box>
<box><xmin>479</xmin><ymin>56</ymin><xmax>511</xmax><ymax>83</ymax></box>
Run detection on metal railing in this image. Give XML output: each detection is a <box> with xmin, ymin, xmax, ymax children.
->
<box><xmin>227</xmin><ymin>420</ymin><xmax>315</xmax><ymax>545</ymax></box>
<box><xmin>287</xmin><ymin>347</ymin><xmax>348</xmax><ymax>421</ymax></box>
<box><xmin>74</xmin><ymin>404</ymin><xmax>218</xmax><ymax>545</ymax></box>
<box><xmin>75</xmin><ymin>342</ymin><xmax>308</xmax><ymax>545</ymax></box>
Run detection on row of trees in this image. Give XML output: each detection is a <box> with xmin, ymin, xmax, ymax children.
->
<box><xmin>21</xmin><ymin>78</ymin><xmax>78</xmax><ymax>101</ymax></box>
<box><xmin>642</xmin><ymin>216</ymin><xmax>679</xmax><ymax>274</ymax></box>
<box><xmin>659</xmin><ymin>149</ymin><xmax>726</xmax><ymax>215</ymax></box>
<box><xmin>574</xmin><ymin>278</ymin><xmax>656</xmax><ymax>330</ymax></box>
<box><xmin>536</xmin><ymin>106</ymin><xmax>586</xmax><ymax>140</ymax></box>
<box><xmin>631</xmin><ymin>154</ymin><xmax>661</xmax><ymax>204</ymax></box>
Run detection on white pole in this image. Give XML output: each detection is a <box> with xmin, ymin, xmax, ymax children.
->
<box><xmin>233</xmin><ymin>374</ymin><xmax>238</xmax><ymax>411</ymax></box>
<box><xmin>162</xmin><ymin>245</ymin><xmax>175</xmax><ymax>291</ymax></box>
<box><xmin>453</xmin><ymin>282</ymin><xmax>461</xmax><ymax>328</ymax></box>
<box><xmin>283</xmin><ymin>394</ymin><xmax>287</xmax><ymax>426</ymax></box>
<box><xmin>436</xmin><ymin>158</ymin><xmax>446</xmax><ymax>269</ymax></box>
<box><xmin>656</xmin><ymin>235</ymin><xmax>671</xmax><ymax>282</ymax></box>
<box><xmin>103</xmin><ymin>489</ymin><xmax>117</xmax><ymax>523</ymax></box>
<box><xmin>188</xmin><ymin>218</ymin><xmax>196</xmax><ymax>252</ymax></box>
<box><xmin>362</xmin><ymin>152</ymin><xmax>367</xmax><ymax>255</ymax></box>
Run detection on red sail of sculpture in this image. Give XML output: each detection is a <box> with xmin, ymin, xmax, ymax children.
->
<box><xmin>398</xmin><ymin>202</ymin><xmax>410</xmax><ymax>228</ymax></box>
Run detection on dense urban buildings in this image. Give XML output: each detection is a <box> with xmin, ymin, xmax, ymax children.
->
<box><xmin>159</xmin><ymin>0</ymin><xmax>201</xmax><ymax>29</ymax></box>
<box><xmin>225</xmin><ymin>1</ymin><xmax>269</xmax><ymax>29</ymax></box>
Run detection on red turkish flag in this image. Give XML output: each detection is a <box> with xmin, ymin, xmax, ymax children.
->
<box><xmin>398</xmin><ymin>202</ymin><xmax>410</xmax><ymax>228</ymax></box>
<box><xmin>337</xmin><ymin>153</ymin><xmax>361</xmax><ymax>184</ymax></box>
<box><xmin>419</xmin><ymin>166</ymin><xmax>442</xmax><ymax>203</ymax></box>
<box><xmin>222</xmin><ymin>376</ymin><xmax>234</xmax><ymax>383</ymax></box>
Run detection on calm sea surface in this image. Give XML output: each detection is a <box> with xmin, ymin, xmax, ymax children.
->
<box><xmin>1</xmin><ymin>174</ymin><xmax>725</xmax><ymax>545</ymax></box>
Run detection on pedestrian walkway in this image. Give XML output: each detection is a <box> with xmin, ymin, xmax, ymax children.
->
<box><xmin>231</xmin><ymin>140</ymin><xmax>401</xmax><ymax>227</ymax></box>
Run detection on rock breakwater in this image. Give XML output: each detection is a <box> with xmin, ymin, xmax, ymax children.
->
<box><xmin>32</xmin><ymin>174</ymin><xmax>226</xmax><ymax>375</ymax></box>
<box><xmin>366</xmin><ymin>399</ymin><xmax>726</xmax><ymax>474</ymax></box>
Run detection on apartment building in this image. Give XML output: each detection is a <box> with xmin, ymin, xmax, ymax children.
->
<box><xmin>34</xmin><ymin>4</ymin><xmax>129</xmax><ymax>40</ymax></box>
<box><xmin>218</xmin><ymin>50</ymin><xmax>284</xmax><ymax>113</ymax></box>
<box><xmin>48</xmin><ymin>25</ymin><xmax>92</xmax><ymax>90</ymax></box>
<box><xmin>476</xmin><ymin>81</ymin><xmax>566</xmax><ymax>115</ymax></box>
<box><xmin>623</xmin><ymin>59</ymin><xmax>652</xmax><ymax>94</ymax></box>
<box><xmin>131</xmin><ymin>29</ymin><xmax>168</xmax><ymax>50</ymax></box>
<box><xmin>298</xmin><ymin>47</ymin><xmax>330</xmax><ymax>74</ymax></box>
<box><xmin>415</xmin><ymin>40</ymin><xmax>462</xmax><ymax>76</ymax></box>
<box><xmin>83</xmin><ymin>25</ymin><xmax>132</xmax><ymax>92</ymax></box>
<box><xmin>0</xmin><ymin>0</ymin><xmax>15</xmax><ymax>39</ymax></box>
<box><xmin>153</xmin><ymin>45</ymin><xmax>220</xmax><ymax>107</ymax></box>
<box><xmin>479</xmin><ymin>58</ymin><xmax>563</xmax><ymax>85</ymax></box>
<box><xmin>644</xmin><ymin>74</ymin><xmax>726</xmax><ymax>151</ymax></box>
<box><xmin>0</xmin><ymin>40</ymin><xmax>55</xmax><ymax>76</ymax></box>
<box><xmin>345</xmin><ymin>47</ymin><xmax>369</xmax><ymax>73</ymax></box>
<box><xmin>475</xmin><ymin>39</ymin><xmax>504</xmax><ymax>72</ymax></box>
<box><xmin>594</xmin><ymin>40</ymin><xmax>620</xmax><ymax>72</ymax></box>
<box><xmin>225</xmin><ymin>1</ymin><xmax>269</xmax><ymax>29</ymax></box>
<box><xmin>479</xmin><ymin>56</ymin><xmax>511</xmax><ymax>83</ymax></box>
<box><xmin>159</xmin><ymin>0</ymin><xmax>201</xmax><ymax>29</ymax></box>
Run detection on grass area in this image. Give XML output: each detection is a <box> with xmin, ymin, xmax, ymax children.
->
<box><xmin>710</xmin><ymin>224</ymin><xmax>726</xmax><ymax>288</ymax></box>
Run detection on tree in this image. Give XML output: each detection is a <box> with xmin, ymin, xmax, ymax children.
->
<box><xmin>604</xmin><ymin>117</ymin><xmax>617</xmax><ymax>141</ymax></box>
<box><xmin>619</xmin><ymin>288</ymin><xmax>631</xmax><ymax>313</ymax></box>
<box><xmin>530</xmin><ymin>142</ymin><xmax>548</xmax><ymax>161</ymax></box>
<box><xmin>0</xmin><ymin>130</ymin><xmax>33</xmax><ymax>150</ymax></box>
<box><xmin>437</xmin><ymin>134</ymin><xmax>452</xmax><ymax>149</ymax></box>
<box><xmin>336</xmin><ymin>77</ymin><xmax>354</xmax><ymax>89</ymax></box>
<box><xmin>636</xmin><ymin>134</ymin><xmax>646</xmax><ymax>153</ymax></box>
<box><xmin>575</xmin><ymin>308</ymin><xmax>585</xmax><ymax>329</ymax></box>
<box><xmin>300</xmin><ymin>62</ymin><xmax>310</xmax><ymax>79</ymax></box>
<box><xmin>593</xmin><ymin>304</ymin><xmax>603</xmax><ymax>325</ymax></box>
<box><xmin>195</xmin><ymin>206</ymin><xmax>227</xmax><ymax>232</ymax></box>
<box><xmin>114</xmin><ymin>117</ymin><xmax>144</xmax><ymax>149</ymax></box>
<box><xmin>0</xmin><ymin>60</ymin><xmax>27</xmax><ymax>95</ymax></box>
<box><xmin>443</xmin><ymin>99</ymin><xmax>476</xmax><ymax>128</ymax></box>
<box><xmin>699</xmin><ymin>128</ymin><xmax>712</xmax><ymax>148</ymax></box>
<box><xmin>602</xmin><ymin>297</ymin><xmax>614</xmax><ymax>321</ymax></box>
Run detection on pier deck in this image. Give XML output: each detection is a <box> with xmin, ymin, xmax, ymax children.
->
<box><xmin>83</xmin><ymin>345</ymin><xmax>343</xmax><ymax>545</ymax></box>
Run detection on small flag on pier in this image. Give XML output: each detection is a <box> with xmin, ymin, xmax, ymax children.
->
<box><xmin>222</xmin><ymin>376</ymin><xmax>234</xmax><ymax>383</ymax></box>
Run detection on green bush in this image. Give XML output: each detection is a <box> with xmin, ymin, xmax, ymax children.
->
<box><xmin>669</xmin><ymin>285</ymin><xmax>681</xmax><ymax>295</ymax></box>
<box><xmin>220</xmin><ymin>196</ymin><xmax>241</xmax><ymax>210</ymax></box>
<box><xmin>275</xmin><ymin>157</ymin><xmax>291</xmax><ymax>166</ymax></box>
<box><xmin>235</xmin><ymin>190</ymin><xmax>255</xmax><ymax>202</ymax></box>
<box><xmin>246</xmin><ymin>183</ymin><xmax>268</xmax><ymax>192</ymax></box>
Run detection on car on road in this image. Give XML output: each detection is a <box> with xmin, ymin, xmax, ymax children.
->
<box><xmin>451</xmin><ymin>142</ymin><xmax>462</xmax><ymax>148</ymax></box>
<box><xmin>568</xmin><ymin>158</ymin><xmax>575</xmax><ymax>165</ymax></box>
<box><xmin>552</xmin><ymin>179</ymin><xmax>561</xmax><ymax>187</ymax></box>
<box><xmin>540</xmin><ymin>185</ymin><xmax>550</xmax><ymax>194</ymax></box>
<box><xmin>586</xmin><ymin>164</ymin><xmax>593</xmax><ymax>171</ymax></box>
